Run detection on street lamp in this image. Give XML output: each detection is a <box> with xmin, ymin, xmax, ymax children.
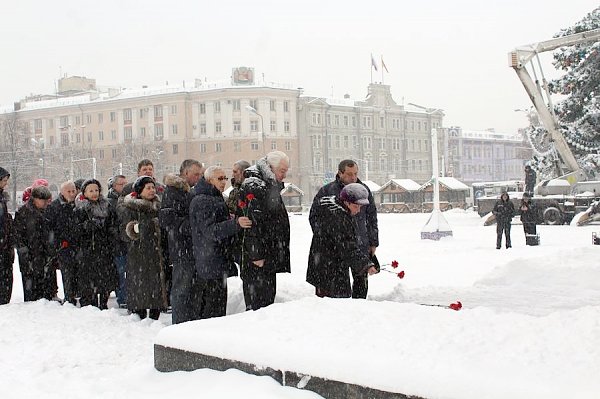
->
<box><xmin>30</xmin><ymin>138</ymin><xmax>45</xmax><ymax>178</ymax></box>
<box><xmin>245</xmin><ymin>105</ymin><xmax>265</xmax><ymax>153</ymax></box>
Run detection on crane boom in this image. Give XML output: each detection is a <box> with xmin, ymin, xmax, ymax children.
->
<box><xmin>508</xmin><ymin>28</ymin><xmax>600</xmax><ymax>182</ymax></box>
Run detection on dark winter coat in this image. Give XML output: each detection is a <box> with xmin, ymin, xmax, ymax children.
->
<box><xmin>73</xmin><ymin>196</ymin><xmax>119</xmax><ymax>293</ymax></box>
<box><xmin>306</xmin><ymin>195</ymin><xmax>372</xmax><ymax>298</ymax></box>
<box><xmin>520</xmin><ymin>199</ymin><xmax>537</xmax><ymax>224</ymax></box>
<box><xmin>493</xmin><ymin>194</ymin><xmax>515</xmax><ymax>223</ymax></box>
<box><xmin>525</xmin><ymin>168</ymin><xmax>536</xmax><ymax>192</ymax></box>
<box><xmin>13</xmin><ymin>201</ymin><xmax>53</xmax><ymax>279</ymax></box>
<box><xmin>0</xmin><ymin>188</ymin><xmax>13</xmax><ymax>253</ymax></box>
<box><xmin>238</xmin><ymin>157</ymin><xmax>290</xmax><ymax>276</ymax></box>
<box><xmin>309</xmin><ymin>176</ymin><xmax>379</xmax><ymax>254</ymax></box>
<box><xmin>107</xmin><ymin>188</ymin><xmax>128</xmax><ymax>256</ymax></box>
<box><xmin>46</xmin><ymin>195</ymin><xmax>77</xmax><ymax>257</ymax></box>
<box><xmin>225</xmin><ymin>179</ymin><xmax>243</xmax><ymax>215</ymax></box>
<box><xmin>119</xmin><ymin>193</ymin><xmax>167</xmax><ymax>310</ymax></box>
<box><xmin>159</xmin><ymin>174</ymin><xmax>195</xmax><ymax>267</ymax></box>
<box><xmin>190</xmin><ymin>178</ymin><xmax>240</xmax><ymax>280</ymax></box>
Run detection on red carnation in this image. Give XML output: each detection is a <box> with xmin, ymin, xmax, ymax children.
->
<box><xmin>131</xmin><ymin>192</ymin><xmax>138</xmax><ymax>198</ymax></box>
<box><xmin>397</xmin><ymin>270</ymin><xmax>405</xmax><ymax>279</ymax></box>
<box><xmin>246</xmin><ymin>193</ymin><xmax>255</xmax><ymax>201</ymax></box>
<box><xmin>238</xmin><ymin>200</ymin><xmax>247</xmax><ymax>209</ymax></box>
<box><xmin>449</xmin><ymin>301</ymin><xmax>462</xmax><ymax>311</ymax></box>
<box><xmin>61</xmin><ymin>240</ymin><xmax>69</xmax><ymax>249</ymax></box>
<box><xmin>157</xmin><ymin>186</ymin><xmax>164</xmax><ymax>193</ymax></box>
<box><xmin>79</xmin><ymin>194</ymin><xmax>85</xmax><ymax>201</ymax></box>
<box><xmin>391</xmin><ymin>260</ymin><xmax>399</xmax><ymax>269</ymax></box>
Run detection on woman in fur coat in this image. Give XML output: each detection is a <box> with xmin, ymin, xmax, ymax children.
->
<box><xmin>73</xmin><ymin>179</ymin><xmax>118</xmax><ymax>309</ymax></box>
<box><xmin>119</xmin><ymin>176</ymin><xmax>167</xmax><ymax>320</ymax></box>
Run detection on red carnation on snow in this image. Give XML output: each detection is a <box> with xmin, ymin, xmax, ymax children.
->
<box><xmin>391</xmin><ymin>260</ymin><xmax>399</xmax><ymax>269</ymax></box>
<box><xmin>449</xmin><ymin>301</ymin><xmax>462</xmax><ymax>311</ymax></box>
<box><xmin>397</xmin><ymin>270</ymin><xmax>405</xmax><ymax>279</ymax></box>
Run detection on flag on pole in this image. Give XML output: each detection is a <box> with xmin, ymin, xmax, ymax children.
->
<box><xmin>371</xmin><ymin>53</ymin><xmax>378</xmax><ymax>71</ymax></box>
<box><xmin>381</xmin><ymin>56</ymin><xmax>389</xmax><ymax>73</ymax></box>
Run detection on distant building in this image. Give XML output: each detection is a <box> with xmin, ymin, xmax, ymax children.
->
<box><xmin>297</xmin><ymin>83</ymin><xmax>444</xmax><ymax>202</ymax></box>
<box><xmin>441</xmin><ymin>127</ymin><xmax>533</xmax><ymax>185</ymax></box>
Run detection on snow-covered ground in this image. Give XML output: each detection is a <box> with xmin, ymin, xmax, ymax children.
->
<box><xmin>1</xmin><ymin>210</ymin><xmax>600</xmax><ymax>398</ymax></box>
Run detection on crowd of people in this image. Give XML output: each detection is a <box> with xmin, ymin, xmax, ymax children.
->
<box><xmin>0</xmin><ymin>153</ymin><xmax>382</xmax><ymax>323</ymax></box>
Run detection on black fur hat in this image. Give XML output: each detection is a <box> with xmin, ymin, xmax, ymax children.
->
<box><xmin>81</xmin><ymin>179</ymin><xmax>102</xmax><ymax>195</ymax></box>
<box><xmin>133</xmin><ymin>176</ymin><xmax>155</xmax><ymax>196</ymax></box>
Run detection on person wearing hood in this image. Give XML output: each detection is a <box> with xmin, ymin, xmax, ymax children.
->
<box><xmin>0</xmin><ymin>167</ymin><xmax>15</xmax><ymax>304</ymax></box>
<box><xmin>309</xmin><ymin>159</ymin><xmax>378</xmax><ymax>298</ymax></box>
<box><xmin>190</xmin><ymin>166</ymin><xmax>252</xmax><ymax>318</ymax></box>
<box><xmin>119</xmin><ymin>176</ymin><xmax>167</xmax><ymax>320</ymax></box>
<box><xmin>13</xmin><ymin>186</ymin><xmax>54</xmax><ymax>301</ymax></box>
<box><xmin>493</xmin><ymin>191</ymin><xmax>515</xmax><ymax>249</ymax></box>
<box><xmin>237</xmin><ymin>151</ymin><xmax>291</xmax><ymax>311</ymax></box>
<box><xmin>73</xmin><ymin>179</ymin><xmax>118</xmax><ymax>309</ymax></box>
<box><xmin>46</xmin><ymin>181</ymin><xmax>78</xmax><ymax>304</ymax></box>
<box><xmin>307</xmin><ymin>183</ymin><xmax>377</xmax><ymax>298</ymax></box>
<box><xmin>107</xmin><ymin>174</ymin><xmax>128</xmax><ymax>308</ymax></box>
<box><xmin>160</xmin><ymin>159</ymin><xmax>203</xmax><ymax>324</ymax></box>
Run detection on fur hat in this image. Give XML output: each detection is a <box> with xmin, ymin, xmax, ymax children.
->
<box><xmin>133</xmin><ymin>176</ymin><xmax>156</xmax><ymax>196</ymax></box>
<box><xmin>31</xmin><ymin>186</ymin><xmax>52</xmax><ymax>200</ymax></box>
<box><xmin>74</xmin><ymin>178</ymin><xmax>85</xmax><ymax>191</ymax></box>
<box><xmin>340</xmin><ymin>183</ymin><xmax>370</xmax><ymax>205</ymax></box>
<box><xmin>81</xmin><ymin>179</ymin><xmax>102</xmax><ymax>196</ymax></box>
<box><xmin>0</xmin><ymin>167</ymin><xmax>9</xmax><ymax>180</ymax></box>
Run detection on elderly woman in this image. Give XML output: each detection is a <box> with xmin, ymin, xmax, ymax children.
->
<box><xmin>73</xmin><ymin>179</ymin><xmax>118</xmax><ymax>309</ymax></box>
<box><xmin>119</xmin><ymin>176</ymin><xmax>166</xmax><ymax>320</ymax></box>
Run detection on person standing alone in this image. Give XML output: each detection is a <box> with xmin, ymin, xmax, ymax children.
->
<box><xmin>493</xmin><ymin>192</ymin><xmax>515</xmax><ymax>249</ymax></box>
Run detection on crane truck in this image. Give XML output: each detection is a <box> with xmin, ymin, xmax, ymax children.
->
<box><xmin>477</xmin><ymin>28</ymin><xmax>600</xmax><ymax>225</ymax></box>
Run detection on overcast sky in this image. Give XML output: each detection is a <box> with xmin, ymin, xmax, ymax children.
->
<box><xmin>0</xmin><ymin>0</ymin><xmax>597</xmax><ymax>133</ymax></box>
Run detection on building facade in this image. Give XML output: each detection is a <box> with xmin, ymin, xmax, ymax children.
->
<box><xmin>297</xmin><ymin>83</ymin><xmax>444</xmax><ymax>202</ymax></box>
<box><xmin>442</xmin><ymin>126</ymin><xmax>533</xmax><ymax>185</ymax></box>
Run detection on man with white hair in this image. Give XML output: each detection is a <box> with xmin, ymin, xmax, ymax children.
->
<box><xmin>238</xmin><ymin>151</ymin><xmax>291</xmax><ymax>310</ymax></box>
<box><xmin>46</xmin><ymin>180</ymin><xmax>79</xmax><ymax>304</ymax></box>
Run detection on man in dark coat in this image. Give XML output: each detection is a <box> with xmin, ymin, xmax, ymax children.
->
<box><xmin>0</xmin><ymin>167</ymin><xmax>15</xmax><ymax>304</ymax></box>
<box><xmin>493</xmin><ymin>191</ymin><xmax>515</xmax><ymax>249</ymax></box>
<box><xmin>107</xmin><ymin>174</ymin><xmax>128</xmax><ymax>307</ymax></box>
<box><xmin>520</xmin><ymin>192</ymin><xmax>537</xmax><ymax>238</ymax></box>
<box><xmin>307</xmin><ymin>183</ymin><xmax>377</xmax><ymax>298</ymax></box>
<box><xmin>160</xmin><ymin>159</ymin><xmax>203</xmax><ymax>324</ymax></box>
<box><xmin>46</xmin><ymin>181</ymin><xmax>78</xmax><ymax>304</ymax></box>
<box><xmin>309</xmin><ymin>159</ymin><xmax>379</xmax><ymax>298</ymax></box>
<box><xmin>13</xmin><ymin>186</ymin><xmax>55</xmax><ymax>301</ymax></box>
<box><xmin>238</xmin><ymin>151</ymin><xmax>291</xmax><ymax>311</ymax></box>
<box><xmin>225</xmin><ymin>160</ymin><xmax>251</xmax><ymax>215</ymax></box>
<box><xmin>524</xmin><ymin>165</ymin><xmax>536</xmax><ymax>196</ymax></box>
<box><xmin>190</xmin><ymin>166</ymin><xmax>252</xmax><ymax>318</ymax></box>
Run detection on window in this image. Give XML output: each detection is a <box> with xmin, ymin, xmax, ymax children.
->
<box><xmin>140</xmin><ymin>108</ymin><xmax>146</xmax><ymax>118</ymax></box>
<box><xmin>352</xmin><ymin>135</ymin><xmax>357</xmax><ymax>148</ymax></box>
<box><xmin>124</xmin><ymin>127</ymin><xmax>132</xmax><ymax>140</ymax></box>
<box><xmin>112</xmin><ymin>148</ymin><xmax>117</xmax><ymax>158</ymax></box>
<box><xmin>154</xmin><ymin>124</ymin><xmax>164</xmax><ymax>140</ymax></box>
<box><xmin>200</xmin><ymin>143</ymin><xmax>206</xmax><ymax>153</ymax></box>
<box><xmin>48</xmin><ymin>119</ymin><xmax>54</xmax><ymax>128</ymax></box>
<box><xmin>75</xmin><ymin>116</ymin><xmax>81</xmax><ymax>125</ymax></box>
<box><xmin>111</xmin><ymin>130</ymin><xmax>116</xmax><ymax>140</ymax></box>
<box><xmin>363</xmin><ymin>136</ymin><xmax>372</xmax><ymax>150</ymax></box>
<box><xmin>60</xmin><ymin>116</ymin><xmax>69</xmax><ymax>128</ymax></box>
<box><xmin>98</xmin><ymin>149</ymin><xmax>104</xmax><ymax>160</ymax></box>
<box><xmin>172</xmin><ymin>144</ymin><xmax>178</xmax><ymax>154</ymax></box>
<box><xmin>380</xmin><ymin>117</ymin><xmax>385</xmax><ymax>128</ymax></box>
<box><xmin>380</xmin><ymin>158</ymin><xmax>386</xmax><ymax>172</ymax></box>
<box><xmin>312</xmin><ymin>113</ymin><xmax>319</xmax><ymax>126</ymax></box>
<box><xmin>250</xmin><ymin>120</ymin><xmax>258</xmax><ymax>132</ymax></box>
<box><xmin>285</xmin><ymin>141</ymin><xmax>291</xmax><ymax>151</ymax></box>
<box><xmin>270</xmin><ymin>120</ymin><xmax>276</xmax><ymax>132</ymax></box>
<box><xmin>98</xmin><ymin>131</ymin><xmax>104</xmax><ymax>141</ymax></box>
<box><xmin>171</xmin><ymin>124</ymin><xmax>178</xmax><ymax>135</ymax></box>
<box><xmin>76</xmin><ymin>134</ymin><xmax>81</xmax><ymax>143</ymax></box>
<box><xmin>269</xmin><ymin>141</ymin><xmax>276</xmax><ymax>150</ymax></box>
<box><xmin>327</xmin><ymin>114</ymin><xmax>331</xmax><ymax>127</ymax></box>
<box><xmin>86</xmin><ymin>115</ymin><xmax>91</xmax><ymax>124</ymax></box>
<box><xmin>140</xmin><ymin>127</ymin><xmax>145</xmax><ymax>137</ymax></box>
<box><xmin>87</xmin><ymin>132</ymin><xmax>92</xmax><ymax>142</ymax></box>
<box><xmin>344</xmin><ymin>136</ymin><xmax>349</xmax><ymax>148</ymax></box>
<box><xmin>215</xmin><ymin>122</ymin><xmax>221</xmax><ymax>133</ymax></box>
<box><xmin>234</xmin><ymin>141</ymin><xmax>241</xmax><ymax>152</ymax></box>
<box><xmin>251</xmin><ymin>142</ymin><xmax>259</xmax><ymax>150</ymax></box>
<box><xmin>362</xmin><ymin>116</ymin><xmax>371</xmax><ymax>128</ymax></box>
<box><xmin>283</xmin><ymin>101</ymin><xmax>289</xmax><ymax>112</ymax></box>
<box><xmin>335</xmin><ymin>135</ymin><xmax>340</xmax><ymax>148</ymax></box>
<box><xmin>98</xmin><ymin>113</ymin><xmax>104</xmax><ymax>124</ymax></box>
<box><xmin>270</xmin><ymin>100</ymin><xmax>276</xmax><ymax>111</ymax></box>
<box><xmin>249</xmin><ymin>100</ymin><xmax>258</xmax><ymax>110</ymax></box>
<box><xmin>312</xmin><ymin>135</ymin><xmax>321</xmax><ymax>149</ymax></box>
<box><xmin>199</xmin><ymin>103</ymin><xmax>206</xmax><ymax>114</ymax></box>
<box><xmin>343</xmin><ymin>115</ymin><xmax>349</xmax><ymax>127</ymax></box>
<box><xmin>214</xmin><ymin>101</ymin><xmax>221</xmax><ymax>113</ymax></box>
<box><xmin>110</xmin><ymin>112</ymin><xmax>116</xmax><ymax>122</ymax></box>
<box><xmin>417</xmin><ymin>121</ymin><xmax>421</xmax><ymax>131</ymax></box>
<box><xmin>123</xmin><ymin>109</ymin><xmax>132</xmax><ymax>122</ymax></box>
<box><xmin>215</xmin><ymin>143</ymin><xmax>222</xmax><ymax>152</ymax></box>
<box><xmin>170</xmin><ymin>105</ymin><xmax>177</xmax><ymax>114</ymax></box>
<box><xmin>284</xmin><ymin>121</ymin><xmax>290</xmax><ymax>132</ymax></box>
<box><xmin>200</xmin><ymin>123</ymin><xmax>206</xmax><ymax>135</ymax></box>
<box><xmin>61</xmin><ymin>133</ymin><xmax>69</xmax><ymax>147</ymax></box>
<box><xmin>352</xmin><ymin>116</ymin><xmax>356</xmax><ymax>127</ymax></box>
<box><xmin>232</xmin><ymin>100</ymin><xmax>241</xmax><ymax>111</ymax></box>
<box><xmin>233</xmin><ymin>121</ymin><xmax>241</xmax><ymax>132</ymax></box>
<box><xmin>34</xmin><ymin>119</ymin><xmax>42</xmax><ymax>130</ymax></box>
<box><xmin>154</xmin><ymin>105</ymin><xmax>163</xmax><ymax>119</ymax></box>
<box><xmin>334</xmin><ymin>115</ymin><xmax>339</xmax><ymax>126</ymax></box>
